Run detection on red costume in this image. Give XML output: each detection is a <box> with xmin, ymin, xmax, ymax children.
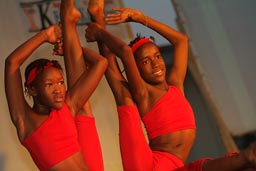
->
<box><xmin>117</xmin><ymin>86</ymin><xmax>196</xmax><ymax>171</ymax></box>
<box><xmin>75</xmin><ymin>115</ymin><xmax>104</xmax><ymax>171</ymax></box>
<box><xmin>21</xmin><ymin>103</ymin><xmax>104</xmax><ymax>171</ymax></box>
<box><xmin>142</xmin><ymin>86</ymin><xmax>196</xmax><ymax>140</ymax></box>
<box><xmin>21</xmin><ymin>103</ymin><xmax>80</xmax><ymax>171</ymax></box>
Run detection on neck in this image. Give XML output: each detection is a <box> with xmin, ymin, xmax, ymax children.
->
<box><xmin>32</xmin><ymin>103</ymin><xmax>51</xmax><ymax>115</ymax></box>
<box><xmin>154</xmin><ymin>82</ymin><xmax>169</xmax><ymax>91</ymax></box>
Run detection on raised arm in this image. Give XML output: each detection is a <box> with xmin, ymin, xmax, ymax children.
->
<box><xmin>106</xmin><ymin>8</ymin><xmax>189</xmax><ymax>91</ymax></box>
<box><xmin>87</xmin><ymin>1</ymin><xmax>133</xmax><ymax>106</ymax></box>
<box><xmin>85</xmin><ymin>22</ymin><xmax>147</xmax><ymax>101</ymax></box>
<box><xmin>4</xmin><ymin>24</ymin><xmax>61</xmax><ymax>137</ymax></box>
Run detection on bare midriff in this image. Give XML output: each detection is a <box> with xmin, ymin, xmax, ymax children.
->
<box><xmin>49</xmin><ymin>152</ymin><xmax>88</xmax><ymax>171</ymax></box>
<box><xmin>149</xmin><ymin>129</ymin><xmax>196</xmax><ymax>163</ymax></box>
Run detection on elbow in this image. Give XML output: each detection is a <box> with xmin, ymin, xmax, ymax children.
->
<box><xmin>5</xmin><ymin>57</ymin><xmax>12</xmax><ymax>68</ymax></box>
<box><xmin>5</xmin><ymin>57</ymin><xmax>15</xmax><ymax>72</ymax></box>
<box><xmin>5</xmin><ymin>55</ymin><xmax>20</xmax><ymax>70</ymax></box>
<box><xmin>174</xmin><ymin>33</ymin><xmax>188</xmax><ymax>47</ymax></box>
<box><xmin>181</xmin><ymin>33</ymin><xmax>189</xmax><ymax>44</ymax></box>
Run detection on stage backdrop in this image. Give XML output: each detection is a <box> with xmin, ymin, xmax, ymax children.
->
<box><xmin>0</xmin><ymin>0</ymin><xmax>133</xmax><ymax>171</ymax></box>
<box><xmin>172</xmin><ymin>0</ymin><xmax>256</xmax><ymax>136</ymax></box>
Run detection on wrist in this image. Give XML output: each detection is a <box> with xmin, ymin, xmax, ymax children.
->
<box><xmin>38</xmin><ymin>30</ymin><xmax>49</xmax><ymax>42</ymax></box>
<box><xmin>143</xmin><ymin>15</ymin><xmax>148</xmax><ymax>27</ymax></box>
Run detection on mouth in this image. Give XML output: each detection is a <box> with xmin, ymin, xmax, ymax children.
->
<box><xmin>153</xmin><ymin>69</ymin><xmax>163</xmax><ymax>76</ymax></box>
<box><xmin>54</xmin><ymin>95</ymin><xmax>64</xmax><ymax>103</ymax></box>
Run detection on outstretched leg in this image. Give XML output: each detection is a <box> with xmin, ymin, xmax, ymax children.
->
<box><xmin>60</xmin><ymin>0</ymin><xmax>104</xmax><ymax>170</ymax></box>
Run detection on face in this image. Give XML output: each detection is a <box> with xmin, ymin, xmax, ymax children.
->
<box><xmin>33</xmin><ymin>67</ymin><xmax>66</xmax><ymax>110</ymax></box>
<box><xmin>135</xmin><ymin>42</ymin><xmax>167</xmax><ymax>85</ymax></box>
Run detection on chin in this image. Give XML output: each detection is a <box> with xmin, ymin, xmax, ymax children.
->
<box><xmin>54</xmin><ymin>102</ymin><xmax>64</xmax><ymax>110</ymax></box>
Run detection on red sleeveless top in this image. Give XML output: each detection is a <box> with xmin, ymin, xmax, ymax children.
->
<box><xmin>21</xmin><ymin>103</ymin><xmax>80</xmax><ymax>171</ymax></box>
<box><xmin>142</xmin><ymin>86</ymin><xmax>196</xmax><ymax>140</ymax></box>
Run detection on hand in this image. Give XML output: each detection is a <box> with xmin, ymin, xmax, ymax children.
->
<box><xmin>106</xmin><ymin>7</ymin><xmax>144</xmax><ymax>25</ymax></box>
<box><xmin>85</xmin><ymin>22</ymin><xmax>103</xmax><ymax>42</ymax></box>
<box><xmin>52</xmin><ymin>38</ymin><xmax>63</xmax><ymax>56</ymax></box>
<box><xmin>43</xmin><ymin>24</ymin><xmax>63</xmax><ymax>56</ymax></box>
<box><xmin>44</xmin><ymin>24</ymin><xmax>62</xmax><ymax>44</ymax></box>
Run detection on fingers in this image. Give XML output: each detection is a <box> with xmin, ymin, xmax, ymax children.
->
<box><xmin>111</xmin><ymin>7</ymin><xmax>124</xmax><ymax>12</ymax></box>
<box><xmin>52</xmin><ymin>35</ymin><xmax>63</xmax><ymax>56</ymax></box>
<box><xmin>105</xmin><ymin>16</ymin><xmax>121</xmax><ymax>24</ymax></box>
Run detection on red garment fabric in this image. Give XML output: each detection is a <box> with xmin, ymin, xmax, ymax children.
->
<box><xmin>142</xmin><ymin>86</ymin><xmax>196</xmax><ymax>140</ymax></box>
<box><xmin>75</xmin><ymin>115</ymin><xmax>104</xmax><ymax>171</ymax></box>
<box><xmin>118</xmin><ymin>105</ymin><xmax>184</xmax><ymax>171</ymax></box>
<box><xmin>21</xmin><ymin>103</ymin><xmax>80</xmax><ymax>171</ymax></box>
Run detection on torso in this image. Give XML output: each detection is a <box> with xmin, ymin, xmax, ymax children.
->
<box><xmin>138</xmin><ymin>85</ymin><xmax>196</xmax><ymax>162</ymax></box>
<box><xmin>49</xmin><ymin>152</ymin><xmax>88</xmax><ymax>171</ymax></box>
<box><xmin>149</xmin><ymin>129</ymin><xmax>196</xmax><ymax>162</ymax></box>
<box><xmin>19</xmin><ymin>104</ymin><xmax>87</xmax><ymax>171</ymax></box>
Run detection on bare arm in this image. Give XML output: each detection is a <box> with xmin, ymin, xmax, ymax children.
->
<box><xmin>87</xmin><ymin>2</ymin><xmax>134</xmax><ymax>106</ymax></box>
<box><xmin>4</xmin><ymin>24</ymin><xmax>60</xmax><ymax>137</ymax></box>
<box><xmin>85</xmin><ymin>23</ymin><xmax>147</xmax><ymax>101</ymax></box>
<box><xmin>106</xmin><ymin>8</ymin><xmax>189</xmax><ymax>92</ymax></box>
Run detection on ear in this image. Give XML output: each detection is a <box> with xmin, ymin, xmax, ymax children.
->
<box><xmin>27</xmin><ymin>86</ymin><xmax>38</xmax><ymax>97</ymax></box>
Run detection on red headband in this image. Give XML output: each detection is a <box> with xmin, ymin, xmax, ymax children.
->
<box><xmin>131</xmin><ymin>38</ymin><xmax>152</xmax><ymax>53</ymax></box>
<box><xmin>26</xmin><ymin>61</ymin><xmax>55</xmax><ymax>86</ymax></box>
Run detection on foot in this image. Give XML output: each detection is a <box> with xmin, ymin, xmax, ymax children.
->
<box><xmin>60</xmin><ymin>0</ymin><xmax>81</xmax><ymax>24</ymax></box>
<box><xmin>87</xmin><ymin>0</ymin><xmax>105</xmax><ymax>27</ymax></box>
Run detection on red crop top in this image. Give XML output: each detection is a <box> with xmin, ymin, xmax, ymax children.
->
<box><xmin>142</xmin><ymin>86</ymin><xmax>196</xmax><ymax>140</ymax></box>
<box><xmin>21</xmin><ymin>103</ymin><xmax>80</xmax><ymax>171</ymax></box>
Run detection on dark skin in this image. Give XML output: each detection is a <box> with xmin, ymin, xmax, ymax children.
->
<box><xmin>86</xmin><ymin>8</ymin><xmax>193</xmax><ymax>163</ymax></box>
<box><xmin>86</xmin><ymin>6</ymin><xmax>256</xmax><ymax>171</ymax></box>
<box><xmin>5</xmin><ymin>4</ymin><xmax>107</xmax><ymax>170</ymax></box>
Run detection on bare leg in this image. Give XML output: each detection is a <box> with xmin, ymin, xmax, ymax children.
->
<box><xmin>60</xmin><ymin>1</ymin><xmax>103</xmax><ymax>171</ymax></box>
<box><xmin>61</xmin><ymin>0</ymin><xmax>93</xmax><ymax>117</ymax></box>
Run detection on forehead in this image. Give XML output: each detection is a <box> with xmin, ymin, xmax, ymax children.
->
<box><xmin>40</xmin><ymin>67</ymin><xmax>64</xmax><ymax>80</ymax></box>
<box><xmin>135</xmin><ymin>42</ymin><xmax>159</xmax><ymax>58</ymax></box>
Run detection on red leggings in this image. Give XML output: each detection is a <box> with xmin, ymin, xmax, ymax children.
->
<box><xmin>117</xmin><ymin>105</ymin><xmax>184</xmax><ymax>171</ymax></box>
<box><xmin>75</xmin><ymin>116</ymin><xmax>104</xmax><ymax>171</ymax></box>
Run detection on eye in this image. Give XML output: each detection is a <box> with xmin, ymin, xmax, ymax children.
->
<box><xmin>58</xmin><ymin>80</ymin><xmax>65</xmax><ymax>85</ymax></box>
<box><xmin>45</xmin><ymin>82</ymin><xmax>53</xmax><ymax>87</ymax></box>
<box><xmin>156</xmin><ymin>54</ymin><xmax>162</xmax><ymax>59</ymax></box>
<box><xmin>142</xmin><ymin>59</ymin><xmax>150</xmax><ymax>65</ymax></box>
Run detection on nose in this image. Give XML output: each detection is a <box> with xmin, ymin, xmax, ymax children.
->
<box><xmin>151</xmin><ymin>58</ymin><xmax>159</xmax><ymax>68</ymax></box>
<box><xmin>53</xmin><ymin>84</ymin><xmax>61</xmax><ymax>94</ymax></box>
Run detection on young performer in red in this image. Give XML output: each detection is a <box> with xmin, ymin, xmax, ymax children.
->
<box><xmin>4</xmin><ymin>2</ymin><xmax>107</xmax><ymax>171</ymax></box>
<box><xmin>86</xmin><ymin>5</ymin><xmax>256</xmax><ymax>171</ymax></box>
